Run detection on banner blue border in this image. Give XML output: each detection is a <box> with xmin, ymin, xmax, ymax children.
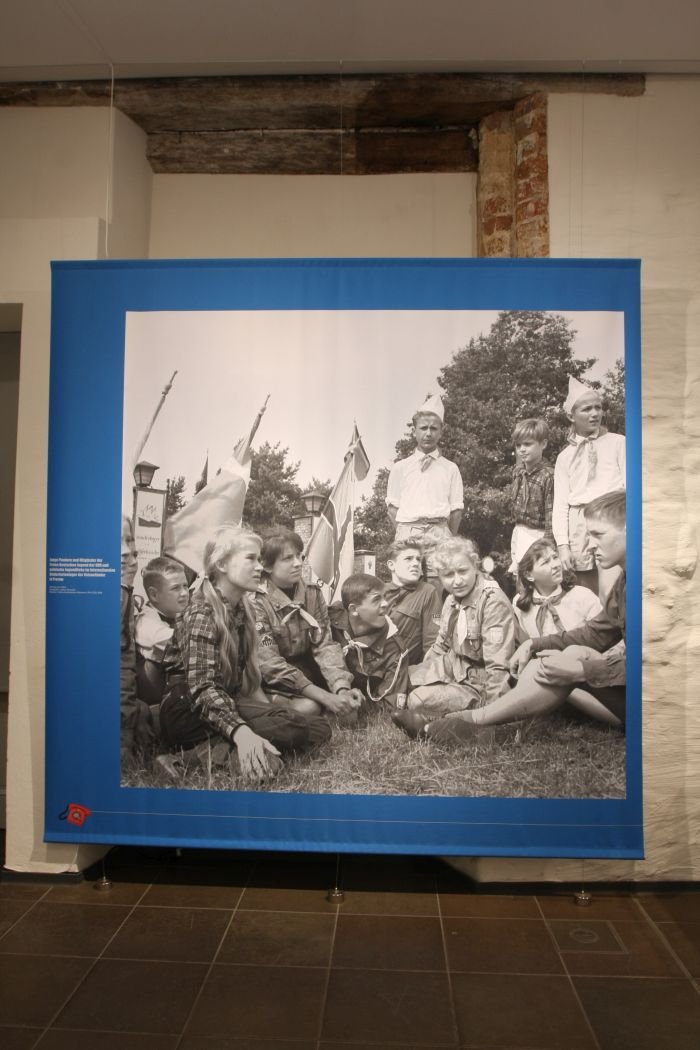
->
<box><xmin>45</xmin><ymin>258</ymin><xmax>643</xmax><ymax>857</ymax></box>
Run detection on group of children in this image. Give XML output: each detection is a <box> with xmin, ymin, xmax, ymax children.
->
<box><xmin>119</xmin><ymin>375</ymin><xmax>627</xmax><ymax>786</ymax></box>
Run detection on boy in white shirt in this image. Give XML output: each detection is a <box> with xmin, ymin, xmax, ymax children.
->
<box><xmin>553</xmin><ymin>377</ymin><xmax>625</xmax><ymax>592</ymax></box>
<box><xmin>386</xmin><ymin>394</ymin><xmax>464</xmax><ymax>590</ymax></box>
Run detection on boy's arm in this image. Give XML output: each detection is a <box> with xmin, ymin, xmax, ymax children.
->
<box><xmin>543</xmin><ymin>469</ymin><xmax>555</xmax><ymax>540</ymax></box>
<box><xmin>448</xmin><ymin>463</ymin><xmax>464</xmax><ymax>534</ymax></box>
<box><xmin>480</xmin><ymin>595</ymin><xmax>518</xmax><ymax>704</ymax></box>
<box><xmin>529</xmin><ymin>607</ymin><xmax>622</xmax><ymax>657</ymax></box>
<box><xmin>552</xmin><ymin>449</ymin><xmax>572</xmax><ymax>560</ymax></box>
<box><xmin>308</xmin><ymin>589</ymin><xmax>354</xmax><ymax>693</ymax></box>
<box><xmin>385</xmin><ymin>462</ymin><xmax>401</xmax><ymax>521</ymax></box>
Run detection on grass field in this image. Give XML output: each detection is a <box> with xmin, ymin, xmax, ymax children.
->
<box><xmin>123</xmin><ymin>704</ymin><xmax>626</xmax><ymax>799</ymax></box>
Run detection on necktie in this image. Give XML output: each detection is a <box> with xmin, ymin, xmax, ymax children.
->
<box><xmin>447</xmin><ymin>602</ymin><xmax>470</xmax><ymax>646</ymax></box>
<box><xmin>420</xmin><ymin>454</ymin><xmax>434</xmax><ymax>472</ymax></box>
<box><xmin>532</xmin><ymin>589</ymin><xmax>567</xmax><ymax>635</ymax></box>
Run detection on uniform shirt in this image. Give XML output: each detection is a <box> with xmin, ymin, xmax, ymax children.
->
<box><xmin>411</xmin><ymin>575</ymin><xmax>518</xmax><ymax>704</ymax></box>
<box><xmin>510</xmin><ymin>461</ymin><xmax>554</xmax><ymax>533</ymax></box>
<box><xmin>530</xmin><ymin>572</ymin><xmax>626</xmax><ymax>688</ymax></box>
<box><xmin>163</xmin><ymin>591</ymin><xmax>248</xmax><ymax>742</ymax></box>
<box><xmin>328</xmin><ymin>605</ymin><xmax>410</xmax><ymax>706</ymax></box>
<box><xmin>553</xmin><ymin>430</ymin><xmax>626</xmax><ymax>546</ymax></box>
<box><xmin>383</xmin><ymin>579</ymin><xmax>442</xmax><ymax>664</ymax></box>
<box><xmin>135</xmin><ymin>602</ymin><xmax>174</xmax><ymax>663</ymax></box>
<box><xmin>514</xmin><ymin>585</ymin><xmax>602</xmax><ymax>639</ymax></box>
<box><xmin>250</xmin><ymin>579</ymin><xmax>352</xmax><ymax>696</ymax></box>
<box><xmin>386</xmin><ymin>449</ymin><xmax>464</xmax><ymax>523</ymax></box>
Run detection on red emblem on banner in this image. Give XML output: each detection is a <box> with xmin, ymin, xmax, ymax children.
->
<box><xmin>58</xmin><ymin>803</ymin><xmax>92</xmax><ymax>827</ymax></box>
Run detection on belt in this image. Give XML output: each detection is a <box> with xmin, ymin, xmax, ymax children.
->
<box><xmin>400</xmin><ymin>518</ymin><xmax>448</xmax><ymax>527</ymax></box>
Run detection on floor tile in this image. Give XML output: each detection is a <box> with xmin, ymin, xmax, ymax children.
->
<box><xmin>332</xmin><ymin>914</ymin><xmax>446</xmax><ymax>970</ymax></box>
<box><xmin>46</xmin><ymin>879</ymin><xmax>151</xmax><ymax>907</ymax></box>
<box><xmin>656</xmin><ymin>920</ymin><xmax>700</xmax><ymax>976</ymax></box>
<box><xmin>36</xmin><ymin>1031</ymin><xmax>179</xmax><ymax>1049</ymax></box>
<box><xmin>53</xmin><ymin>959</ymin><xmax>207</xmax><ymax>1034</ymax></box>
<box><xmin>575</xmin><ymin>975</ymin><xmax>700</xmax><ymax>1050</ymax></box>
<box><xmin>322</xmin><ymin>968</ymin><xmax>456</xmax><ymax>1045</ymax></box>
<box><xmin>0</xmin><ymin>881</ymin><xmax>50</xmax><ymax>902</ymax></box>
<box><xmin>0</xmin><ymin>899</ymin><xmax>34</xmax><ymax>938</ymax></box>
<box><xmin>104</xmin><ymin>905</ymin><xmax>232</xmax><ymax>963</ymax></box>
<box><xmin>0</xmin><ymin>1027</ymin><xmax>44</xmax><ymax>1050</ymax></box>
<box><xmin>0</xmin><ymin>902</ymin><xmax>131</xmax><ymax>957</ymax></box>
<box><xmin>184</xmin><ymin>964</ymin><xmax>326</xmax><ymax>1040</ymax></box>
<box><xmin>238</xmin><ymin>884</ymin><xmax>338</xmax><ymax>913</ymax></box>
<box><xmin>217</xmin><ymin>910</ymin><xmax>334</xmax><ymax>967</ymax></box>
<box><xmin>440</xmin><ymin>893</ymin><xmax>540</xmax><ymax>919</ymax></box>
<box><xmin>340</xmin><ymin>886</ymin><xmax>439</xmax><ymax>916</ymax></box>
<box><xmin>536</xmin><ymin>894</ymin><xmax>642</xmax><ymax>920</ymax></box>
<box><xmin>180</xmin><ymin>1039</ymin><xmax>316</xmax><ymax>1049</ymax></box>
<box><xmin>0</xmin><ymin>956</ymin><xmax>92</xmax><ymax>1027</ymax></box>
<box><xmin>637</xmin><ymin>892</ymin><xmax>700</xmax><ymax>923</ymax></box>
<box><xmin>452</xmin><ymin>972</ymin><xmax>597</xmax><ymax>1049</ymax></box>
<box><xmin>444</xmin><ymin>917</ymin><xmax>564</xmax><ymax>975</ymax></box>
<box><xmin>142</xmin><ymin>868</ymin><xmax>246</xmax><ymax>909</ymax></box>
<box><xmin>550</xmin><ymin>919</ymin><xmax>683</xmax><ymax>977</ymax></box>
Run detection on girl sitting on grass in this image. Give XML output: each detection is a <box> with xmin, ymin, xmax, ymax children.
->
<box><xmin>513</xmin><ymin>538</ymin><xmax>602</xmax><ymax>640</ymax></box>
<box><xmin>159</xmin><ymin>524</ymin><xmax>330</xmax><ymax>784</ymax></box>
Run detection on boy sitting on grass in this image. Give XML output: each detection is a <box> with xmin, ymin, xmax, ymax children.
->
<box><xmin>135</xmin><ymin>556</ymin><xmax>190</xmax><ymax>705</ymax></box>
<box><xmin>329</xmin><ymin>573</ymin><xmax>410</xmax><ymax>708</ymax></box>
<box><xmin>392</xmin><ymin>537</ymin><xmax>518</xmax><ymax>744</ymax></box>
<box><xmin>382</xmin><ymin>539</ymin><xmax>442</xmax><ymax>664</ymax></box>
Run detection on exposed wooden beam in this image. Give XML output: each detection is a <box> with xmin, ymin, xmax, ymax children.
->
<box><xmin>147</xmin><ymin>127</ymin><xmax>479</xmax><ymax>175</ymax></box>
<box><xmin>0</xmin><ymin>73</ymin><xmax>645</xmax><ymax>132</ymax></box>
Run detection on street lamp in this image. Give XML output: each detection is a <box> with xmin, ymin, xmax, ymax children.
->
<box><xmin>301</xmin><ymin>489</ymin><xmax>327</xmax><ymax>516</ymax></box>
<box><xmin>133</xmin><ymin>460</ymin><xmax>159</xmax><ymax>489</ymax></box>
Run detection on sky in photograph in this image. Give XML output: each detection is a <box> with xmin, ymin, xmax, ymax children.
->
<box><xmin>122</xmin><ymin>309</ymin><xmax>625</xmax><ymax>505</ymax></box>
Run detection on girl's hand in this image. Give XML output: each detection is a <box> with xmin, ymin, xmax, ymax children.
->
<box><xmin>233</xmin><ymin>725</ymin><xmax>283</xmax><ymax>783</ymax></box>
<box><xmin>557</xmin><ymin>544</ymin><xmax>574</xmax><ymax>571</ymax></box>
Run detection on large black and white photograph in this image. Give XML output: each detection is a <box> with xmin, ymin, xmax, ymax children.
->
<box><xmin>120</xmin><ymin>305</ymin><xmax>627</xmax><ymax>800</ymax></box>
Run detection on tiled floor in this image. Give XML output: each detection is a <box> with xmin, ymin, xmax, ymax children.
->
<box><xmin>1</xmin><ymin>844</ymin><xmax>699</xmax><ymax>1050</ymax></box>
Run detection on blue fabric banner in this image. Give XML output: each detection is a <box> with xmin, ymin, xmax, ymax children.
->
<box><xmin>45</xmin><ymin>258</ymin><xmax>642</xmax><ymax>857</ymax></box>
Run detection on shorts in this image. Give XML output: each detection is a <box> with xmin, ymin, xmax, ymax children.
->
<box><xmin>395</xmin><ymin>521</ymin><xmax>452</xmax><ymax>577</ymax></box>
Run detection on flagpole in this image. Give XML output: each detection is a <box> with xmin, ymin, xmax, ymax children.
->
<box><xmin>233</xmin><ymin>393</ymin><xmax>271</xmax><ymax>462</ymax></box>
<box><xmin>131</xmin><ymin>370</ymin><xmax>178</xmax><ymax>471</ymax></box>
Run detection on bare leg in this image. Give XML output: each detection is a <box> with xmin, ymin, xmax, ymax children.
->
<box><xmin>469</xmin><ymin>660</ymin><xmax>572</xmax><ymax>726</ymax></box>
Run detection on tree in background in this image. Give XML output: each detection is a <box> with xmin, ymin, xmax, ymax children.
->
<box><xmin>354</xmin><ymin>467</ymin><xmax>394</xmax><ymax>574</ymax></box>
<box><xmin>599</xmin><ymin>358</ymin><xmax>625</xmax><ymax>435</ymax></box>
<box><xmin>244</xmin><ymin>441</ymin><xmax>304</xmax><ymax>532</ymax></box>
<box><xmin>375</xmin><ymin>311</ymin><xmax>625</xmax><ymax>571</ymax></box>
<box><xmin>165</xmin><ymin>475</ymin><xmax>187</xmax><ymax>518</ymax></box>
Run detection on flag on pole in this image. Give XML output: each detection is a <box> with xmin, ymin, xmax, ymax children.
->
<box><xmin>162</xmin><ymin>397</ymin><xmax>270</xmax><ymax>575</ymax></box>
<box><xmin>194</xmin><ymin>452</ymin><xmax>208</xmax><ymax>495</ymax></box>
<box><xmin>305</xmin><ymin>424</ymin><xmax>370</xmax><ymax>603</ymax></box>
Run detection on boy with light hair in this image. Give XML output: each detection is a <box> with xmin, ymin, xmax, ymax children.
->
<box><xmin>553</xmin><ymin>376</ymin><xmax>625</xmax><ymax>591</ymax></box>
<box><xmin>386</xmin><ymin>393</ymin><xmax>464</xmax><ymax>589</ymax></box>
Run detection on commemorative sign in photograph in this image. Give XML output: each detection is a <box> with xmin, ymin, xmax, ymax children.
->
<box><xmin>44</xmin><ymin>257</ymin><xmax>642</xmax><ymax>857</ymax></box>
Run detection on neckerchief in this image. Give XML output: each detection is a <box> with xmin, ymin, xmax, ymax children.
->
<box><xmin>531</xmin><ymin>587</ymin><xmax>566</xmax><ymax>635</ymax></box>
<box><xmin>279</xmin><ymin>604</ymin><xmax>321</xmax><ymax>631</ymax></box>
<box><xmin>567</xmin><ymin>425</ymin><xmax>608</xmax><ymax>484</ymax></box>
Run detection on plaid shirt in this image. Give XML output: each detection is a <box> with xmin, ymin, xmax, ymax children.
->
<box><xmin>163</xmin><ymin>591</ymin><xmax>248</xmax><ymax>742</ymax></box>
<box><xmin>510</xmin><ymin>461</ymin><xmax>554</xmax><ymax>534</ymax></box>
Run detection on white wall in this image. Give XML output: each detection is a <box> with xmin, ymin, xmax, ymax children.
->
<box><xmin>450</xmin><ymin>75</ymin><xmax>700</xmax><ymax>883</ymax></box>
<box><xmin>1</xmin><ymin>107</ymin><xmax>152</xmax><ymax>873</ymax></box>
<box><xmin>150</xmin><ymin>173</ymin><xmax>476</xmax><ymax>258</ymax></box>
